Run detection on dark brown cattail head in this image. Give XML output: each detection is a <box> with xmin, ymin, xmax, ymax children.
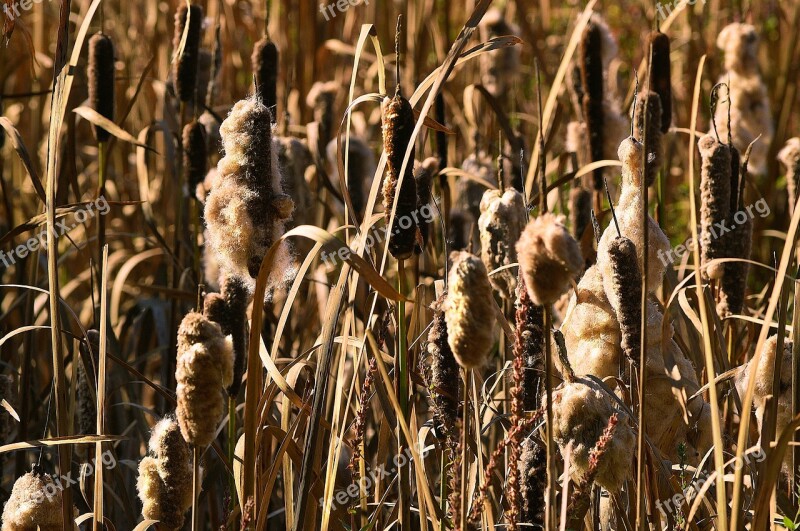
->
<box><xmin>448</xmin><ymin>210</ymin><xmax>471</xmax><ymax>251</ymax></box>
<box><xmin>223</xmin><ymin>276</ymin><xmax>249</xmax><ymax>397</ymax></box>
<box><xmin>698</xmin><ymin>134</ymin><xmax>732</xmax><ymax>280</ymax></box>
<box><xmin>252</xmin><ymin>35</ymin><xmax>278</xmax><ymax>118</ymax></box>
<box><xmin>423</xmin><ymin>294</ymin><xmax>460</xmax><ymax>443</ymax></box>
<box><xmin>569</xmin><ymin>185</ymin><xmax>592</xmax><ymax>243</ymax></box>
<box><xmin>414</xmin><ymin>157</ymin><xmax>438</xmax><ymax>255</ymax></box>
<box><xmin>513</xmin><ymin>281</ymin><xmax>544</xmax><ymax>412</ymax></box>
<box><xmin>580</xmin><ymin>18</ymin><xmax>605</xmax><ymax>190</ymax></box>
<box><xmin>88</xmin><ymin>32</ymin><xmax>115</xmax><ymax>143</ymax></box>
<box><xmin>183</xmin><ymin>119</ymin><xmax>207</xmax><ymax>197</ymax></box>
<box><xmin>306</xmin><ymin>81</ymin><xmax>338</xmax><ymax>158</ymax></box>
<box><xmin>606</xmin><ymin>237</ymin><xmax>641</xmax><ymax>367</ymax></box>
<box><xmin>382</xmin><ymin>90</ymin><xmax>417</xmax><ymax>260</ymax></box>
<box><xmin>729</xmin><ymin>145</ymin><xmax>741</xmax><ymax>212</ymax></box>
<box><xmin>173</xmin><ymin>4</ymin><xmax>204</xmax><ymax>103</ymax></box>
<box><xmin>194</xmin><ymin>48</ymin><xmax>212</xmax><ymax>108</ymax></box>
<box><xmin>633</xmin><ymin>90</ymin><xmax>663</xmax><ymax>187</ymax></box>
<box><xmin>519</xmin><ymin>437</ymin><xmax>547</xmax><ymax>526</ymax></box>
<box><xmin>648</xmin><ymin>31</ymin><xmax>672</xmax><ymax>134</ymax></box>
<box><xmin>77</xmin><ymin>330</ymin><xmax>100</xmax><ymax>435</ymax></box>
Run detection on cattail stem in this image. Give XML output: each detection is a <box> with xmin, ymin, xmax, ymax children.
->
<box><xmin>396</xmin><ymin>259</ymin><xmax>410</xmax><ymax>527</ymax></box>
<box><xmin>439</xmin><ymin>450</ymin><xmax>448</xmax><ymax>531</ymax></box>
<box><xmin>228</xmin><ymin>397</ymin><xmax>236</xmax><ymax>510</ymax></box>
<box><xmin>97</xmin><ymin>141</ymin><xmax>106</xmax><ymax>280</ymax></box>
<box><xmin>192</xmin><ymin>445</ymin><xmax>199</xmax><ymax>531</ymax></box>
<box><xmin>459</xmin><ymin>369</ymin><xmax>470</xmax><ymax>531</ymax></box>
<box><xmin>543</xmin><ymin>307</ymin><xmax>555</xmax><ymax>531</ymax></box>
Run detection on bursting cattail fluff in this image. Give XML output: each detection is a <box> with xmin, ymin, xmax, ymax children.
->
<box><xmin>175</xmin><ymin>311</ymin><xmax>234</xmax><ymax>447</ymax></box>
<box><xmin>606</xmin><ymin>237</ymin><xmax>641</xmax><ymax>367</ymax></box>
<box><xmin>648</xmin><ymin>30</ymin><xmax>672</xmax><ymax>134</ymax></box>
<box><xmin>444</xmin><ymin>251</ymin><xmax>497</xmax><ymax>369</ymax></box>
<box><xmin>204</xmin><ymin>97</ymin><xmax>295</xmax><ymax>289</ymax></box>
<box><xmin>633</xmin><ymin>90</ymin><xmax>663</xmax><ymax>187</ymax></box>
<box><xmin>698</xmin><ymin>134</ymin><xmax>731</xmax><ymax>280</ymax></box>
<box><xmin>88</xmin><ymin>32</ymin><xmax>115</xmax><ymax>142</ymax></box>
<box><xmin>1</xmin><ymin>470</ymin><xmax>68</xmax><ymax>531</ymax></box>
<box><xmin>778</xmin><ymin>137</ymin><xmax>800</xmax><ymax>213</ymax></box>
<box><xmin>173</xmin><ymin>4</ymin><xmax>203</xmax><ymax>103</ymax></box>
<box><xmin>203</xmin><ymin>276</ymin><xmax>250</xmax><ymax>397</ymax></box>
<box><xmin>478</xmin><ymin>188</ymin><xmax>527</xmax><ymax>299</ymax></box>
<box><xmin>517</xmin><ymin>213</ymin><xmax>583</xmax><ymax>306</ymax></box>
<box><xmin>414</xmin><ymin>157</ymin><xmax>438</xmax><ymax>254</ymax></box>
<box><xmin>423</xmin><ymin>294</ymin><xmax>460</xmax><ymax>441</ymax></box>
<box><xmin>136</xmin><ymin>417</ymin><xmax>193</xmax><ymax>530</ymax></box>
<box><xmin>252</xmin><ymin>35</ymin><xmax>278</xmax><ymax>115</ymax></box>
<box><xmin>76</xmin><ymin>330</ymin><xmax>100</xmax><ymax>435</ymax></box>
<box><xmin>183</xmin><ymin>119</ymin><xmax>207</xmax><ymax>198</ymax></box>
<box><xmin>382</xmin><ymin>89</ymin><xmax>418</xmax><ymax>260</ymax></box>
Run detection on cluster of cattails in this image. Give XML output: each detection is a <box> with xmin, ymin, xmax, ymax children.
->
<box><xmin>478</xmin><ymin>9</ymin><xmax>520</xmax><ymax>100</ymax></box>
<box><xmin>204</xmin><ymin>96</ymin><xmax>295</xmax><ymax>289</ymax></box>
<box><xmin>252</xmin><ymin>33</ymin><xmax>279</xmax><ymax>114</ymax></box>
<box><xmin>173</xmin><ymin>4</ymin><xmax>204</xmax><ymax>104</ymax></box>
<box><xmin>1</xmin><ymin>467</ymin><xmax>71</xmax><ymax>531</ymax></box>
<box><xmin>714</xmin><ymin>23</ymin><xmax>773</xmax><ymax>175</ymax></box>
<box><xmin>175</xmin><ymin>311</ymin><xmax>233</xmax><ymax>448</ymax></box>
<box><xmin>444</xmin><ymin>251</ymin><xmax>497</xmax><ymax>369</ymax></box>
<box><xmin>422</xmin><ymin>294</ymin><xmax>460</xmax><ymax>444</ymax></box>
<box><xmin>778</xmin><ymin>137</ymin><xmax>800</xmax><ymax>213</ymax></box>
<box><xmin>136</xmin><ymin>417</ymin><xmax>193</xmax><ymax>530</ymax></box>
<box><xmin>203</xmin><ymin>276</ymin><xmax>250</xmax><ymax>397</ymax></box>
<box><xmin>88</xmin><ymin>32</ymin><xmax>115</xmax><ymax>142</ymax></box>
<box><xmin>76</xmin><ymin>330</ymin><xmax>100</xmax><ymax>435</ymax></box>
<box><xmin>478</xmin><ymin>188</ymin><xmax>526</xmax><ymax>299</ymax></box>
<box><xmin>381</xmin><ymin>85</ymin><xmax>418</xmax><ymax>260</ymax></box>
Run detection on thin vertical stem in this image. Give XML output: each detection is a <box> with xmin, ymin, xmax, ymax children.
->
<box><xmin>192</xmin><ymin>446</ymin><xmax>200</xmax><ymax>531</ymax></box>
<box><xmin>397</xmin><ymin>258</ymin><xmax>410</xmax><ymax>528</ymax></box>
<box><xmin>543</xmin><ymin>307</ymin><xmax>554</xmax><ymax>531</ymax></box>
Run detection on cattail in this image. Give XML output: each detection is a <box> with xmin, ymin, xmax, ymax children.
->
<box><xmin>698</xmin><ymin>134</ymin><xmax>731</xmax><ymax>280</ymax></box>
<box><xmin>173</xmin><ymin>4</ymin><xmax>203</xmax><ymax>103</ymax></box>
<box><xmin>517</xmin><ymin>213</ymin><xmax>583</xmax><ymax>306</ymax></box>
<box><xmin>569</xmin><ymin>185</ymin><xmax>592</xmax><ymax>242</ymax></box>
<box><xmin>252</xmin><ymin>35</ymin><xmax>278</xmax><ymax>116</ymax></box>
<box><xmin>444</xmin><ymin>251</ymin><xmax>497</xmax><ymax>368</ymax></box>
<box><xmin>580</xmin><ymin>18</ymin><xmax>606</xmax><ymax>190</ymax></box>
<box><xmin>88</xmin><ymin>32</ymin><xmax>115</xmax><ymax>143</ymax></box>
<box><xmin>478</xmin><ymin>9</ymin><xmax>520</xmax><ymax>100</ymax></box>
<box><xmin>647</xmin><ymin>30</ymin><xmax>672</xmax><ymax>134</ymax></box>
<box><xmin>306</xmin><ymin>81</ymin><xmax>338</xmax><ymax>161</ymax></box>
<box><xmin>423</xmin><ymin>294</ymin><xmax>460</xmax><ymax>443</ymax></box>
<box><xmin>448</xmin><ymin>210</ymin><xmax>471</xmax><ymax>251</ymax></box>
<box><xmin>551</xmin><ymin>381</ymin><xmax>634</xmax><ymax>491</ymax></box>
<box><xmin>382</xmin><ymin>88</ymin><xmax>418</xmax><ymax>260</ymax></box>
<box><xmin>714</xmin><ymin>23</ymin><xmax>773</xmax><ymax>175</ymax></box>
<box><xmin>633</xmin><ymin>90</ymin><xmax>663</xmax><ymax>187</ymax></box>
<box><xmin>717</xmin><ymin>210</ymin><xmax>752</xmax><ymax>317</ymax></box>
<box><xmin>1</xmin><ymin>469</ymin><xmax>68</xmax><ymax>531</ymax></box>
<box><xmin>183</xmin><ymin>119</ymin><xmax>207</xmax><ymax>198</ymax></box>
<box><xmin>204</xmin><ymin>97</ymin><xmax>295</xmax><ymax>287</ymax></box>
<box><xmin>478</xmin><ymin>188</ymin><xmax>526</xmax><ymax>299</ymax></box>
<box><xmin>414</xmin><ymin>157</ymin><xmax>438</xmax><ymax>255</ymax></box>
<box><xmin>778</xmin><ymin>137</ymin><xmax>800</xmax><ymax>213</ymax></box>
<box><xmin>513</xmin><ymin>282</ymin><xmax>544</xmax><ymax>412</ymax></box>
<box><xmin>326</xmin><ymin>136</ymin><xmax>376</xmax><ymax>222</ymax></box>
<box><xmin>194</xmin><ymin>48</ymin><xmax>212</xmax><ymax>108</ymax></box>
<box><xmin>203</xmin><ymin>276</ymin><xmax>250</xmax><ymax>397</ymax></box>
<box><xmin>76</xmin><ymin>330</ymin><xmax>100</xmax><ymax>435</ymax></box>
<box><xmin>458</xmin><ymin>152</ymin><xmax>498</xmax><ymax>223</ymax></box>
<box><xmin>518</xmin><ymin>437</ymin><xmax>546</xmax><ymax>526</ymax></box>
<box><xmin>175</xmin><ymin>311</ymin><xmax>234</xmax><ymax>447</ymax></box>
<box><xmin>606</xmin><ymin>237</ymin><xmax>641</xmax><ymax>367</ymax></box>
<box><xmin>137</xmin><ymin>417</ymin><xmax>193</xmax><ymax>530</ymax></box>
<box><xmin>276</xmin><ymin>136</ymin><xmax>313</xmax><ymax>226</ymax></box>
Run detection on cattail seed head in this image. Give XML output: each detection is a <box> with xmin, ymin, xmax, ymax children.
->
<box><xmin>88</xmin><ymin>32</ymin><xmax>115</xmax><ymax>143</ymax></box>
<box><xmin>513</xmin><ymin>283</ymin><xmax>545</xmax><ymax>412</ymax></box>
<box><xmin>175</xmin><ymin>311</ymin><xmax>234</xmax><ymax>447</ymax></box>
<box><xmin>76</xmin><ymin>330</ymin><xmax>100</xmax><ymax>435</ymax></box>
<box><xmin>647</xmin><ymin>31</ymin><xmax>672</xmax><ymax>134</ymax></box>
<box><xmin>698</xmin><ymin>133</ymin><xmax>732</xmax><ymax>280</ymax></box>
<box><xmin>306</xmin><ymin>81</ymin><xmax>338</xmax><ymax>158</ymax></box>
<box><xmin>448</xmin><ymin>210</ymin><xmax>471</xmax><ymax>251</ymax></box>
<box><xmin>605</xmin><ymin>237</ymin><xmax>641</xmax><ymax>367</ymax></box>
<box><xmin>326</xmin><ymin>136</ymin><xmax>375</xmax><ymax>222</ymax></box>
<box><xmin>203</xmin><ymin>276</ymin><xmax>250</xmax><ymax>397</ymax></box>
<box><xmin>277</xmin><ymin>136</ymin><xmax>313</xmax><ymax>226</ymax></box>
<box><xmin>424</xmin><ymin>294</ymin><xmax>460</xmax><ymax>442</ymax></box>
<box><xmin>478</xmin><ymin>188</ymin><xmax>527</xmax><ymax>299</ymax></box>
<box><xmin>633</xmin><ymin>90</ymin><xmax>663</xmax><ymax>187</ymax></box>
<box><xmin>569</xmin><ymin>185</ymin><xmax>592</xmax><ymax>242</ymax></box>
<box><xmin>137</xmin><ymin>417</ymin><xmax>193</xmax><ymax>530</ymax></box>
<box><xmin>519</xmin><ymin>437</ymin><xmax>546</xmax><ymax>526</ymax></box>
<box><xmin>252</xmin><ymin>35</ymin><xmax>279</xmax><ymax>116</ymax></box>
<box><xmin>382</xmin><ymin>91</ymin><xmax>418</xmax><ymax>260</ymax></box>
<box><xmin>478</xmin><ymin>9</ymin><xmax>520</xmax><ymax>100</ymax></box>
<box><xmin>204</xmin><ymin>97</ymin><xmax>295</xmax><ymax>288</ymax></box>
<box><xmin>414</xmin><ymin>157</ymin><xmax>438</xmax><ymax>255</ymax></box>
<box><xmin>717</xmin><ymin>215</ymin><xmax>751</xmax><ymax>317</ymax></box>
<box><xmin>517</xmin><ymin>213</ymin><xmax>583</xmax><ymax>306</ymax></box>
<box><xmin>778</xmin><ymin>137</ymin><xmax>800</xmax><ymax>213</ymax></box>
<box><xmin>173</xmin><ymin>4</ymin><xmax>203</xmax><ymax>103</ymax></box>
<box><xmin>444</xmin><ymin>251</ymin><xmax>497</xmax><ymax>369</ymax></box>
<box><xmin>183</xmin><ymin>119</ymin><xmax>207</xmax><ymax>198</ymax></box>
<box><xmin>194</xmin><ymin>48</ymin><xmax>213</xmax><ymax>108</ymax></box>
<box><xmin>580</xmin><ymin>18</ymin><xmax>606</xmax><ymax>190</ymax></box>
<box><xmin>2</xmin><ymin>469</ymin><xmax>67</xmax><ymax>531</ymax></box>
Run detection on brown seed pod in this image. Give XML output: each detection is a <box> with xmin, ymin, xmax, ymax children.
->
<box><xmin>76</xmin><ymin>330</ymin><xmax>100</xmax><ymax>435</ymax></box>
<box><xmin>569</xmin><ymin>184</ymin><xmax>592</xmax><ymax>244</ymax></box>
<box><xmin>717</xmin><ymin>214</ymin><xmax>751</xmax><ymax>317</ymax></box>
<box><xmin>698</xmin><ymin>134</ymin><xmax>732</xmax><ymax>280</ymax></box>
<box><xmin>423</xmin><ymin>294</ymin><xmax>460</xmax><ymax>443</ymax></box>
<box><xmin>382</xmin><ymin>90</ymin><xmax>418</xmax><ymax>260</ymax></box>
<box><xmin>519</xmin><ymin>437</ymin><xmax>546</xmax><ymax>526</ymax></box>
<box><xmin>2</xmin><ymin>469</ymin><xmax>68</xmax><ymax>531</ymax></box>
<box><xmin>606</xmin><ymin>237</ymin><xmax>641</xmax><ymax>367</ymax></box>
<box><xmin>252</xmin><ymin>35</ymin><xmax>278</xmax><ymax>116</ymax></box>
<box><xmin>194</xmin><ymin>48</ymin><xmax>212</xmax><ymax>108</ymax></box>
<box><xmin>183</xmin><ymin>119</ymin><xmax>207</xmax><ymax>197</ymax></box>
<box><xmin>517</xmin><ymin>213</ymin><xmax>584</xmax><ymax>306</ymax></box>
<box><xmin>513</xmin><ymin>283</ymin><xmax>545</xmax><ymax>412</ymax></box>
<box><xmin>325</xmin><ymin>136</ymin><xmax>376</xmax><ymax>222</ymax></box>
<box><xmin>137</xmin><ymin>416</ymin><xmax>193</xmax><ymax>531</ymax></box>
<box><xmin>173</xmin><ymin>4</ymin><xmax>203</xmax><ymax>103</ymax></box>
<box><xmin>778</xmin><ymin>137</ymin><xmax>800</xmax><ymax>213</ymax></box>
<box><xmin>204</xmin><ymin>97</ymin><xmax>295</xmax><ymax>286</ymax></box>
<box><xmin>277</xmin><ymin>136</ymin><xmax>314</xmax><ymax>226</ymax></box>
<box><xmin>633</xmin><ymin>90</ymin><xmax>663</xmax><ymax>187</ymax></box>
<box><xmin>444</xmin><ymin>251</ymin><xmax>497</xmax><ymax>369</ymax></box>
<box><xmin>580</xmin><ymin>18</ymin><xmax>606</xmax><ymax>190</ymax></box>
<box><xmin>478</xmin><ymin>188</ymin><xmax>527</xmax><ymax>299</ymax></box>
<box><xmin>647</xmin><ymin>30</ymin><xmax>672</xmax><ymax>134</ymax></box>
<box><xmin>88</xmin><ymin>32</ymin><xmax>115</xmax><ymax>143</ymax></box>
<box><xmin>175</xmin><ymin>311</ymin><xmax>233</xmax><ymax>447</ymax></box>
<box><xmin>414</xmin><ymin>157</ymin><xmax>438</xmax><ymax>255</ymax></box>
<box><xmin>203</xmin><ymin>276</ymin><xmax>250</xmax><ymax>397</ymax></box>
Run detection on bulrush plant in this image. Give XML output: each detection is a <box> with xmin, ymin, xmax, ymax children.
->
<box><xmin>1</xmin><ymin>468</ymin><xmax>72</xmax><ymax>531</ymax></box>
<box><xmin>478</xmin><ymin>187</ymin><xmax>526</xmax><ymax>299</ymax></box>
<box><xmin>414</xmin><ymin>157</ymin><xmax>438</xmax><ymax>255</ymax></box>
<box><xmin>648</xmin><ymin>30</ymin><xmax>672</xmax><ymax>134</ymax></box>
<box><xmin>326</xmin><ymin>135</ymin><xmax>375</xmax><ymax>222</ymax></box>
<box><xmin>698</xmin><ymin>133</ymin><xmax>732</xmax><ymax>281</ymax></box>
<box><xmin>633</xmin><ymin>90</ymin><xmax>663</xmax><ymax>187</ymax></box>
<box><xmin>173</xmin><ymin>4</ymin><xmax>204</xmax><ymax>106</ymax></box>
<box><xmin>422</xmin><ymin>294</ymin><xmax>460</xmax><ymax>444</ymax></box>
<box><xmin>251</xmin><ymin>33</ymin><xmax>279</xmax><ymax>116</ymax></box>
